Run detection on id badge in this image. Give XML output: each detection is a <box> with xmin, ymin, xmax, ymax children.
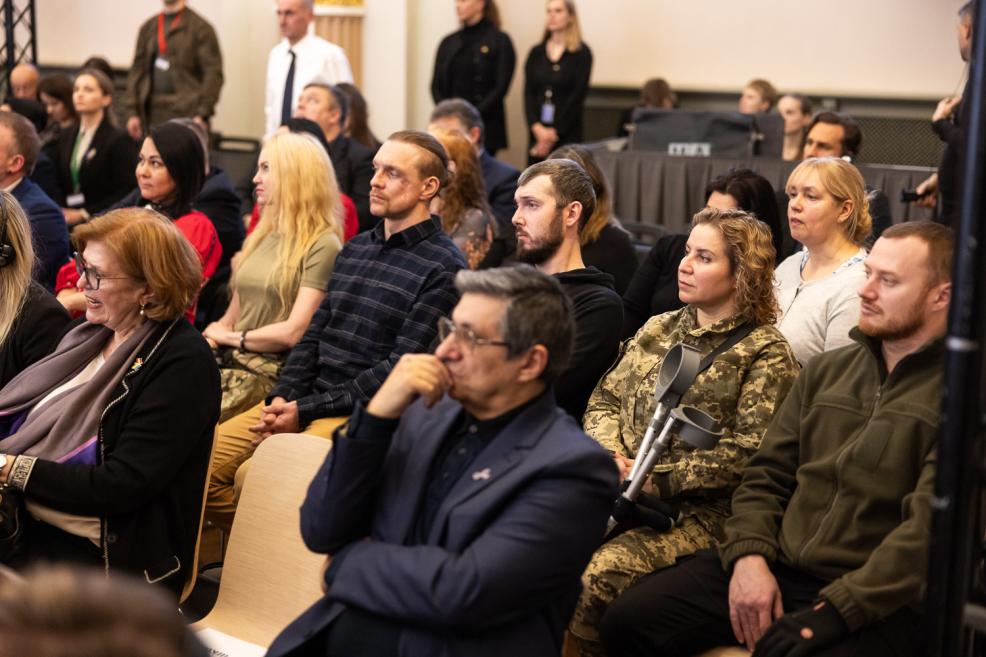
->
<box><xmin>66</xmin><ymin>193</ymin><xmax>86</xmax><ymax>208</ymax></box>
<box><xmin>155</xmin><ymin>56</ymin><xmax>171</xmax><ymax>71</ymax></box>
<box><xmin>540</xmin><ymin>102</ymin><xmax>556</xmax><ymax>125</ymax></box>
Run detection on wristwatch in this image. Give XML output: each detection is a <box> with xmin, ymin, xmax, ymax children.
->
<box><xmin>0</xmin><ymin>455</ymin><xmax>8</xmax><ymax>483</ymax></box>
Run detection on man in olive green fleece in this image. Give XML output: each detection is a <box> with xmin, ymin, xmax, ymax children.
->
<box><xmin>597</xmin><ymin>221</ymin><xmax>954</xmax><ymax>657</ymax></box>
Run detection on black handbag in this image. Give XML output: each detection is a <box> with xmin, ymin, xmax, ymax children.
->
<box><xmin>0</xmin><ymin>483</ymin><xmax>26</xmax><ymax>562</ymax></box>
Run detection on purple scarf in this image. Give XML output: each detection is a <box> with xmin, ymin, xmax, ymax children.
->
<box><xmin>0</xmin><ymin>320</ymin><xmax>158</xmax><ymax>464</ymax></box>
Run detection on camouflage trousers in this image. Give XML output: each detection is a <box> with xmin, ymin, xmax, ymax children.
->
<box><xmin>567</xmin><ymin>514</ymin><xmax>718</xmax><ymax>657</ymax></box>
<box><xmin>217</xmin><ymin>348</ymin><xmax>284</xmax><ymax>423</ymax></box>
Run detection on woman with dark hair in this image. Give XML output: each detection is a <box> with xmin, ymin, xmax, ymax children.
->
<box><xmin>0</xmin><ymin>208</ymin><xmax>220</xmax><ymax>598</ymax></box>
<box><xmin>54</xmin><ymin>68</ymin><xmax>135</xmax><ymax>227</ymax></box>
<box><xmin>336</xmin><ymin>82</ymin><xmax>381</xmax><ymax>151</ymax></box>
<box><xmin>38</xmin><ymin>74</ymin><xmax>77</xmax><ymax>154</ymax></box>
<box><xmin>548</xmin><ymin>144</ymin><xmax>637</xmax><ymax>294</ymax></box>
<box><xmin>56</xmin><ymin>122</ymin><xmax>221</xmax><ymax>323</ymax></box>
<box><xmin>621</xmin><ymin>169</ymin><xmax>781</xmax><ymax>338</ymax></box>
<box><xmin>524</xmin><ymin>0</ymin><xmax>592</xmax><ymax>163</ymax></box>
<box><xmin>431</xmin><ymin>0</ymin><xmax>516</xmax><ymax>154</ymax></box>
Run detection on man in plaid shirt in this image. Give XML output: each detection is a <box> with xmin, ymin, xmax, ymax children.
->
<box><xmin>206</xmin><ymin>130</ymin><xmax>467</xmax><ymax>530</ymax></box>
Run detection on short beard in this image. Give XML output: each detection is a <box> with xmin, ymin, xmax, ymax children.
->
<box><xmin>515</xmin><ymin>209</ymin><xmax>564</xmax><ymax>266</ymax></box>
<box><xmin>858</xmin><ymin>297</ymin><xmax>926</xmax><ymax>341</ymax></box>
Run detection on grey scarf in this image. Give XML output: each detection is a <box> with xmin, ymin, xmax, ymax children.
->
<box><xmin>0</xmin><ymin>320</ymin><xmax>159</xmax><ymax>464</ymax></box>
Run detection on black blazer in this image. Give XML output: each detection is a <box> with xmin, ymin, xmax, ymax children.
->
<box><xmin>523</xmin><ymin>42</ymin><xmax>593</xmax><ymax>157</ymax></box>
<box><xmin>55</xmin><ymin>117</ymin><xmax>138</xmax><ymax>214</ymax></box>
<box><xmin>479</xmin><ymin>149</ymin><xmax>519</xmax><ymax>232</ymax></box>
<box><xmin>432</xmin><ymin>20</ymin><xmax>516</xmax><ymax>154</ymax></box>
<box><xmin>0</xmin><ymin>283</ymin><xmax>69</xmax><ymax>390</ymax></box>
<box><xmin>329</xmin><ymin>135</ymin><xmax>377</xmax><ymax>233</ymax></box>
<box><xmin>25</xmin><ymin>318</ymin><xmax>220</xmax><ymax>596</ymax></box>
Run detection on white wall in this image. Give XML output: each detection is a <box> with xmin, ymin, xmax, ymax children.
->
<box><xmin>34</xmin><ymin>0</ymin><xmax>407</xmax><ymax>140</ymax></box>
<box><xmin>408</xmin><ymin>0</ymin><xmax>969</xmax><ymax>167</ymax></box>
<box><xmin>35</xmin><ymin>0</ymin><xmax>968</xmax><ymax>168</ymax></box>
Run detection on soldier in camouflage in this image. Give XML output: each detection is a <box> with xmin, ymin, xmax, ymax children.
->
<box><xmin>567</xmin><ymin>208</ymin><xmax>800</xmax><ymax>657</ymax></box>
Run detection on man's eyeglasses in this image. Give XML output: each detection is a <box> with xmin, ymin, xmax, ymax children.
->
<box><xmin>437</xmin><ymin>317</ymin><xmax>510</xmax><ymax>349</ymax></box>
<box><xmin>74</xmin><ymin>252</ymin><xmax>129</xmax><ymax>290</ymax></box>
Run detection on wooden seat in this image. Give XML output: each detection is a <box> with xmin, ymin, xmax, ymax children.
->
<box><xmin>192</xmin><ymin>433</ymin><xmax>331</xmax><ymax>647</ymax></box>
<box><xmin>180</xmin><ymin>426</ymin><xmax>219</xmax><ymax>604</ymax></box>
<box><xmin>697</xmin><ymin>647</ymin><xmax>750</xmax><ymax>657</ymax></box>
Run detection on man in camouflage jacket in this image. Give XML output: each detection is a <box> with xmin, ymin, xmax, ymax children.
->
<box><xmin>569</xmin><ymin>305</ymin><xmax>798</xmax><ymax>656</ymax></box>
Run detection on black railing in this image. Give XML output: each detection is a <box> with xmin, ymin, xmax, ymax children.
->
<box><xmin>0</xmin><ymin>0</ymin><xmax>36</xmax><ymax>97</ymax></box>
<box><xmin>925</xmin><ymin>2</ymin><xmax>986</xmax><ymax>655</ymax></box>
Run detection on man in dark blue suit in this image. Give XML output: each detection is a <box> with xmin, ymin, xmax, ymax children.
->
<box><xmin>266</xmin><ymin>265</ymin><xmax>618</xmax><ymax>657</ymax></box>
<box><xmin>0</xmin><ymin>112</ymin><xmax>69</xmax><ymax>289</ymax></box>
<box><xmin>429</xmin><ymin>98</ymin><xmax>519</xmax><ymax>243</ymax></box>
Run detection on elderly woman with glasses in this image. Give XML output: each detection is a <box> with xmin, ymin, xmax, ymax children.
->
<box><xmin>0</xmin><ymin>207</ymin><xmax>220</xmax><ymax>598</ymax></box>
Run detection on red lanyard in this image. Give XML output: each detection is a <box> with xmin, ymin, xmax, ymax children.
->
<box><xmin>157</xmin><ymin>10</ymin><xmax>184</xmax><ymax>56</ymax></box>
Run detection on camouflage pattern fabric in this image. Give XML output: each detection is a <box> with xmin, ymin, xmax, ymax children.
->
<box><xmin>570</xmin><ymin>307</ymin><xmax>799</xmax><ymax>655</ymax></box>
<box><xmin>568</xmin><ymin>515</ymin><xmax>719</xmax><ymax>654</ymax></box>
<box><xmin>217</xmin><ymin>348</ymin><xmax>285</xmax><ymax>423</ymax></box>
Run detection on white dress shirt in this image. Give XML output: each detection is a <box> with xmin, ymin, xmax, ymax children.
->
<box><xmin>265</xmin><ymin>32</ymin><xmax>354</xmax><ymax>136</ymax></box>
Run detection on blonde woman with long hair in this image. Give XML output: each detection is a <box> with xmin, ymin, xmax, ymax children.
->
<box><xmin>0</xmin><ymin>191</ymin><xmax>69</xmax><ymax>389</ymax></box>
<box><xmin>203</xmin><ymin>132</ymin><xmax>344</xmax><ymax>421</ymax></box>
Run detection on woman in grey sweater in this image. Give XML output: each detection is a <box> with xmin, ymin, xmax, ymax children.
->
<box><xmin>775</xmin><ymin>157</ymin><xmax>872</xmax><ymax>364</ymax></box>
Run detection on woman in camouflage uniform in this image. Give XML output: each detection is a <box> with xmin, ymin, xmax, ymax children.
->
<box><xmin>567</xmin><ymin>207</ymin><xmax>800</xmax><ymax>657</ymax></box>
<box><xmin>202</xmin><ymin>133</ymin><xmax>344</xmax><ymax>421</ymax></box>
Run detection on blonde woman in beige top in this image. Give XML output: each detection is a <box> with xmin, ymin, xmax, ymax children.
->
<box><xmin>203</xmin><ymin>132</ymin><xmax>344</xmax><ymax>421</ymax></box>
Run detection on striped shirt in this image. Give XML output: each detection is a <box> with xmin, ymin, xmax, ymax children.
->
<box><xmin>270</xmin><ymin>216</ymin><xmax>466</xmax><ymax>425</ymax></box>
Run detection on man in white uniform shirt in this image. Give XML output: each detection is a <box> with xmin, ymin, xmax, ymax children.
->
<box><xmin>265</xmin><ymin>0</ymin><xmax>353</xmax><ymax>136</ymax></box>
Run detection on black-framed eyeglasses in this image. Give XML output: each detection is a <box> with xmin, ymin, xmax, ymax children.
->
<box><xmin>73</xmin><ymin>252</ymin><xmax>129</xmax><ymax>290</ymax></box>
<box><xmin>437</xmin><ymin>317</ymin><xmax>510</xmax><ymax>349</ymax></box>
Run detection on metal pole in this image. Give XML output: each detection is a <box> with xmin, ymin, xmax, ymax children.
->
<box><xmin>926</xmin><ymin>1</ymin><xmax>986</xmax><ymax>654</ymax></box>
<box><xmin>2</xmin><ymin>0</ymin><xmax>14</xmax><ymax>95</ymax></box>
<box><xmin>27</xmin><ymin>0</ymin><xmax>35</xmax><ymax>64</ymax></box>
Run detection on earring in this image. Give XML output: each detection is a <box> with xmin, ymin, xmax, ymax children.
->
<box><xmin>139</xmin><ymin>302</ymin><xmax>146</xmax><ymax>317</ymax></box>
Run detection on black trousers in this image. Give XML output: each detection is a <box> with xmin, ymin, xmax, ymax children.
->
<box><xmin>599</xmin><ymin>550</ymin><xmax>923</xmax><ymax>657</ymax></box>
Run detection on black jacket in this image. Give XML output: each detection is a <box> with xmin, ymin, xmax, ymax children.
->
<box><xmin>523</xmin><ymin>42</ymin><xmax>593</xmax><ymax>157</ymax></box>
<box><xmin>479</xmin><ymin>149</ymin><xmax>519</xmax><ymax>235</ymax></box>
<box><xmin>555</xmin><ymin>267</ymin><xmax>623</xmax><ymax>421</ymax></box>
<box><xmin>25</xmin><ymin>318</ymin><xmax>220</xmax><ymax>596</ymax></box>
<box><xmin>0</xmin><ymin>283</ymin><xmax>69</xmax><ymax>389</ymax></box>
<box><xmin>431</xmin><ymin>20</ymin><xmax>516</xmax><ymax>154</ymax></box>
<box><xmin>621</xmin><ymin>233</ymin><xmax>688</xmax><ymax>339</ymax></box>
<box><xmin>329</xmin><ymin>135</ymin><xmax>377</xmax><ymax>233</ymax></box>
<box><xmin>934</xmin><ymin>73</ymin><xmax>971</xmax><ymax>228</ymax></box>
<box><xmin>55</xmin><ymin>118</ymin><xmax>138</xmax><ymax>214</ymax></box>
<box><xmin>581</xmin><ymin>223</ymin><xmax>638</xmax><ymax>296</ymax></box>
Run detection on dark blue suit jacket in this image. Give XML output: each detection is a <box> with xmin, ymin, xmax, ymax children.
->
<box><xmin>11</xmin><ymin>176</ymin><xmax>69</xmax><ymax>290</ymax></box>
<box><xmin>266</xmin><ymin>393</ymin><xmax>618</xmax><ymax>657</ymax></box>
<box><xmin>479</xmin><ymin>150</ymin><xmax>519</xmax><ymax>231</ymax></box>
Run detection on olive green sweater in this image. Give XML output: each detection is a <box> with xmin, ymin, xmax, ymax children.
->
<box><xmin>719</xmin><ymin>328</ymin><xmax>944</xmax><ymax>631</ymax></box>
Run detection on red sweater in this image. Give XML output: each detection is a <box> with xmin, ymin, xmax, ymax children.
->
<box><xmin>56</xmin><ymin>210</ymin><xmax>222</xmax><ymax>323</ymax></box>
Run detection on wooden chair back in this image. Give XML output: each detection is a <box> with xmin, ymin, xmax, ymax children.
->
<box><xmin>192</xmin><ymin>433</ymin><xmax>331</xmax><ymax>647</ymax></box>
